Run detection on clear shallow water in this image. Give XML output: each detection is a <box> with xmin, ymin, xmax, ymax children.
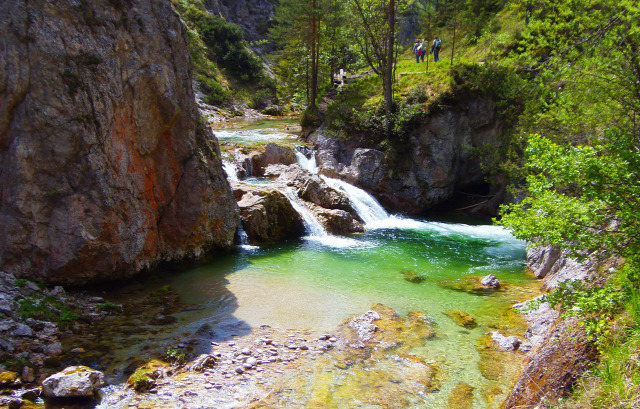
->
<box><xmin>96</xmin><ymin>122</ymin><xmax>535</xmax><ymax>408</ymax></box>
<box><xmin>212</xmin><ymin>117</ymin><xmax>300</xmax><ymax>144</ymax></box>
<box><xmin>141</xmin><ymin>219</ymin><xmax>531</xmax><ymax>408</ymax></box>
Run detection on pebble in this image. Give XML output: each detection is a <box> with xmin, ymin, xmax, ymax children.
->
<box><xmin>241</xmin><ymin>348</ymin><xmax>251</xmax><ymax>355</ymax></box>
<box><xmin>300</xmin><ymin>345</ymin><xmax>309</xmax><ymax>350</ymax></box>
<box><xmin>246</xmin><ymin>357</ymin><xmax>257</xmax><ymax>366</ymax></box>
<box><xmin>234</xmin><ymin>367</ymin><xmax>244</xmax><ymax>374</ymax></box>
<box><xmin>329</xmin><ymin>337</ymin><xmax>337</xmax><ymax>342</ymax></box>
<box><xmin>242</xmin><ymin>363</ymin><xmax>253</xmax><ymax>369</ymax></box>
<box><xmin>287</xmin><ymin>344</ymin><xmax>298</xmax><ymax>350</ymax></box>
<box><xmin>228</xmin><ymin>342</ymin><xmax>235</xmax><ymax>346</ymax></box>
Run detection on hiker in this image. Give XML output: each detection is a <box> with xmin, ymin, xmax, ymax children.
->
<box><xmin>413</xmin><ymin>39</ymin><xmax>422</xmax><ymax>63</ymax></box>
<box><xmin>420</xmin><ymin>39</ymin><xmax>428</xmax><ymax>62</ymax></box>
<box><xmin>431</xmin><ymin>36</ymin><xmax>442</xmax><ymax>62</ymax></box>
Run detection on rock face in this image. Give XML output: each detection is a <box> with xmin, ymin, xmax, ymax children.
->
<box><xmin>42</xmin><ymin>366</ymin><xmax>105</xmax><ymax>398</ymax></box>
<box><xmin>0</xmin><ymin>0</ymin><xmax>239</xmax><ymax>284</ymax></box>
<box><xmin>233</xmin><ymin>182</ymin><xmax>304</xmax><ymax>244</ymax></box>
<box><xmin>204</xmin><ymin>0</ymin><xmax>276</xmax><ymax>48</ymax></box>
<box><xmin>503</xmin><ymin>247</ymin><xmax>620</xmax><ymax>408</ymax></box>
<box><xmin>309</xmin><ymin>97</ymin><xmax>503</xmax><ymax>214</ymax></box>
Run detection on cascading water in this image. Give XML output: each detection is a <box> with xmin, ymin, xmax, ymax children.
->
<box><xmin>282</xmin><ymin>188</ymin><xmax>327</xmax><ymax>237</ymax></box>
<box><xmin>222</xmin><ymin>161</ymin><xmax>239</xmax><ymax>181</ymax></box>
<box><xmin>320</xmin><ymin>176</ymin><xmax>390</xmax><ymax>225</ymax></box>
<box><xmin>295</xmin><ymin>150</ymin><xmax>319</xmax><ymax>174</ymax></box>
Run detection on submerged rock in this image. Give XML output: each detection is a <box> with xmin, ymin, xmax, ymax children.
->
<box><xmin>402</xmin><ymin>269</ymin><xmax>425</xmax><ymax>283</ymax></box>
<box><xmin>447</xmin><ymin>382</ymin><xmax>475</xmax><ymax>409</ymax></box>
<box><xmin>42</xmin><ymin>366</ymin><xmax>104</xmax><ymax>398</ymax></box>
<box><xmin>444</xmin><ymin>310</ymin><xmax>477</xmax><ymax>329</ymax></box>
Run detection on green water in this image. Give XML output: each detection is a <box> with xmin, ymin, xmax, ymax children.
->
<box><xmin>122</xmin><ymin>218</ymin><xmax>533</xmax><ymax>408</ymax></box>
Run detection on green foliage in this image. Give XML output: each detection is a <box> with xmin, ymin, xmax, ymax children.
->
<box><xmin>175</xmin><ymin>0</ymin><xmax>274</xmax><ymax>106</ymax></box>
<box><xmin>165</xmin><ymin>348</ymin><xmax>186</xmax><ymax>364</ymax></box>
<box><xmin>97</xmin><ymin>301</ymin><xmax>119</xmax><ymax>312</ymax></box>
<box><xmin>499</xmin><ymin>130</ymin><xmax>640</xmax><ymax>260</ymax></box>
<box><xmin>18</xmin><ymin>296</ymin><xmax>80</xmax><ymax>327</ymax></box>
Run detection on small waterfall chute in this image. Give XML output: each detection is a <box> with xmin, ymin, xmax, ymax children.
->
<box><xmin>295</xmin><ymin>150</ymin><xmax>319</xmax><ymax>174</ymax></box>
<box><xmin>321</xmin><ymin>176</ymin><xmax>389</xmax><ymax>225</ymax></box>
<box><xmin>282</xmin><ymin>188</ymin><xmax>327</xmax><ymax>237</ymax></box>
<box><xmin>223</xmin><ymin>161</ymin><xmax>239</xmax><ymax>181</ymax></box>
<box><xmin>281</xmin><ymin>187</ymin><xmax>361</xmax><ymax>248</ymax></box>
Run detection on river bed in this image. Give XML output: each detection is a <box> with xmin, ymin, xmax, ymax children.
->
<box><xmin>90</xmin><ymin>120</ymin><xmax>540</xmax><ymax>409</ymax></box>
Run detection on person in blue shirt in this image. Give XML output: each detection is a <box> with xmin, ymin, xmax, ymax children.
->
<box><xmin>413</xmin><ymin>39</ymin><xmax>422</xmax><ymax>63</ymax></box>
<box><xmin>431</xmin><ymin>36</ymin><xmax>442</xmax><ymax>62</ymax></box>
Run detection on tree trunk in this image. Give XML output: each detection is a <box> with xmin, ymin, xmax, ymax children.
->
<box><xmin>384</xmin><ymin>0</ymin><xmax>395</xmax><ymax>120</ymax></box>
<box><xmin>310</xmin><ymin>0</ymin><xmax>318</xmax><ymax>111</ymax></box>
<box><xmin>450</xmin><ymin>19</ymin><xmax>456</xmax><ymax>66</ymax></box>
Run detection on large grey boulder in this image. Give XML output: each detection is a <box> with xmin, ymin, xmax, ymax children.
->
<box><xmin>0</xmin><ymin>0</ymin><xmax>238</xmax><ymax>284</ymax></box>
<box><xmin>42</xmin><ymin>366</ymin><xmax>104</xmax><ymax>398</ymax></box>
<box><xmin>233</xmin><ymin>182</ymin><xmax>304</xmax><ymax>244</ymax></box>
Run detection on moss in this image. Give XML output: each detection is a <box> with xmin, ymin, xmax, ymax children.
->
<box><xmin>127</xmin><ymin>360</ymin><xmax>168</xmax><ymax>392</ymax></box>
<box><xmin>447</xmin><ymin>382</ymin><xmax>475</xmax><ymax>409</ymax></box>
<box><xmin>0</xmin><ymin>371</ymin><xmax>18</xmax><ymax>386</ymax></box>
<box><xmin>401</xmin><ymin>269</ymin><xmax>425</xmax><ymax>283</ymax></box>
<box><xmin>443</xmin><ymin>310</ymin><xmax>477</xmax><ymax>328</ymax></box>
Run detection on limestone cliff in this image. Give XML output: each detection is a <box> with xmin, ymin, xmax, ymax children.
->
<box><xmin>309</xmin><ymin>97</ymin><xmax>503</xmax><ymax>215</ymax></box>
<box><xmin>204</xmin><ymin>0</ymin><xmax>276</xmax><ymax>48</ymax></box>
<box><xmin>0</xmin><ymin>0</ymin><xmax>239</xmax><ymax>284</ymax></box>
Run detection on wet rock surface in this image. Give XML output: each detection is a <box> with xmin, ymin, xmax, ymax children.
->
<box><xmin>0</xmin><ymin>0</ymin><xmax>239</xmax><ymax>285</ymax></box>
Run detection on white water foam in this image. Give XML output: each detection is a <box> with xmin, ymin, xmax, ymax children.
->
<box><xmin>320</xmin><ymin>176</ymin><xmax>390</xmax><ymax>225</ymax></box>
<box><xmin>282</xmin><ymin>188</ymin><xmax>365</xmax><ymax>249</ymax></box>
<box><xmin>295</xmin><ymin>151</ymin><xmax>319</xmax><ymax>174</ymax></box>
<box><xmin>222</xmin><ymin>161</ymin><xmax>238</xmax><ymax>180</ymax></box>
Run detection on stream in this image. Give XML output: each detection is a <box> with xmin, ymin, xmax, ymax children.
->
<box><xmin>93</xmin><ymin>118</ymin><xmax>539</xmax><ymax>409</ymax></box>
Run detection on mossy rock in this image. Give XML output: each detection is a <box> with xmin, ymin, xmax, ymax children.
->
<box><xmin>443</xmin><ymin>310</ymin><xmax>477</xmax><ymax>329</ymax></box>
<box><xmin>401</xmin><ymin>269</ymin><xmax>425</xmax><ymax>283</ymax></box>
<box><xmin>437</xmin><ymin>276</ymin><xmax>504</xmax><ymax>295</ymax></box>
<box><xmin>447</xmin><ymin>382</ymin><xmax>475</xmax><ymax>408</ymax></box>
<box><xmin>127</xmin><ymin>359</ymin><xmax>168</xmax><ymax>392</ymax></box>
<box><xmin>0</xmin><ymin>371</ymin><xmax>19</xmax><ymax>386</ymax></box>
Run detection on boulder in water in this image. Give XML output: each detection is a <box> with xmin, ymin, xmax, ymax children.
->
<box><xmin>481</xmin><ymin>273</ymin><xmax>501</xmax><ymax>288</ymax></box>
<box><xmin>234</xmin><ymin>182</ymin><xmax>305</xmax><ymax>244</ymax></box>
<box><xmin>315</xmin><ymin>208</ymin><xmax>364</xmax><ymax>234</ymax></box>
<box><xmin>491</xmin><ymin>331</ymin><xmax>521</xmax><ymax>351</ymax></box>
<box><xmin>42</xmin><ymin>366</ymin><xmax>104</xmax><ymax>398</ymax></box>
<box><xmin>249</xmin><ymin>144</ymin><xmax>297</xmax><ymax>176</ymax></box>
<box><xmin>444</xmin><ymin>310</ymin><xmax>477</xmax><ymax>328</ymax></box>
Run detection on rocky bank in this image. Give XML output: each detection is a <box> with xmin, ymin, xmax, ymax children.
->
<box><xmin>502</xmin><ymin>246</ymin><xmax>621</xmax><ymax>408</ymax></box>
<box><xmin>0</xmin><ymin>0</ymin><xmax>239</xmax><ymax>285</ymax></box>
<box><xmin>307</xmin><ymin>96</ymin><xmax>505</xmax><ymax>215</ymax></box>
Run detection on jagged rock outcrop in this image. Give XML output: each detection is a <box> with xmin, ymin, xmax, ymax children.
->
<box><xmin>503</xmin><ymin>247</ymin><xmax>621</xmax><ymax>408</ymax></box>
<box><xmin>233</xmin><ymin>182</ymin><xmax>304</xmax><ymax>244</ymax></box>
<box><xmin>308</xmin><ymin>97</ymin><xmax>503</xmax><ymax>214</ymax></box>
<box><xmin>0</xmin><ymin>0</ymin><xmax>239</xmax><ymax>285</ymax></box>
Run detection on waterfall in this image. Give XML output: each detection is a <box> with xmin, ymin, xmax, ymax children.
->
<box><xmin>321</xmin><ymin>176</ymin><xmax>389</xmax><ymax>225</ymax></box>
<box><xmin>236</xmin><ymin>222</ymin><xmax>250</xmax><ymax>245</ymax></box>
<box><xmin>295</xmin><ymin>151</ymin><xmax>319</xmax><ymax>174</ymax></box>
<box><xmin>282</xmin><ymin>188</ymin><xmax>327</xmax><ymax>237</ymax></box>
<box><xmin>223</xmin><ymin>161</ymin><xmax>239</xmax><ymax>181</ymax></box>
